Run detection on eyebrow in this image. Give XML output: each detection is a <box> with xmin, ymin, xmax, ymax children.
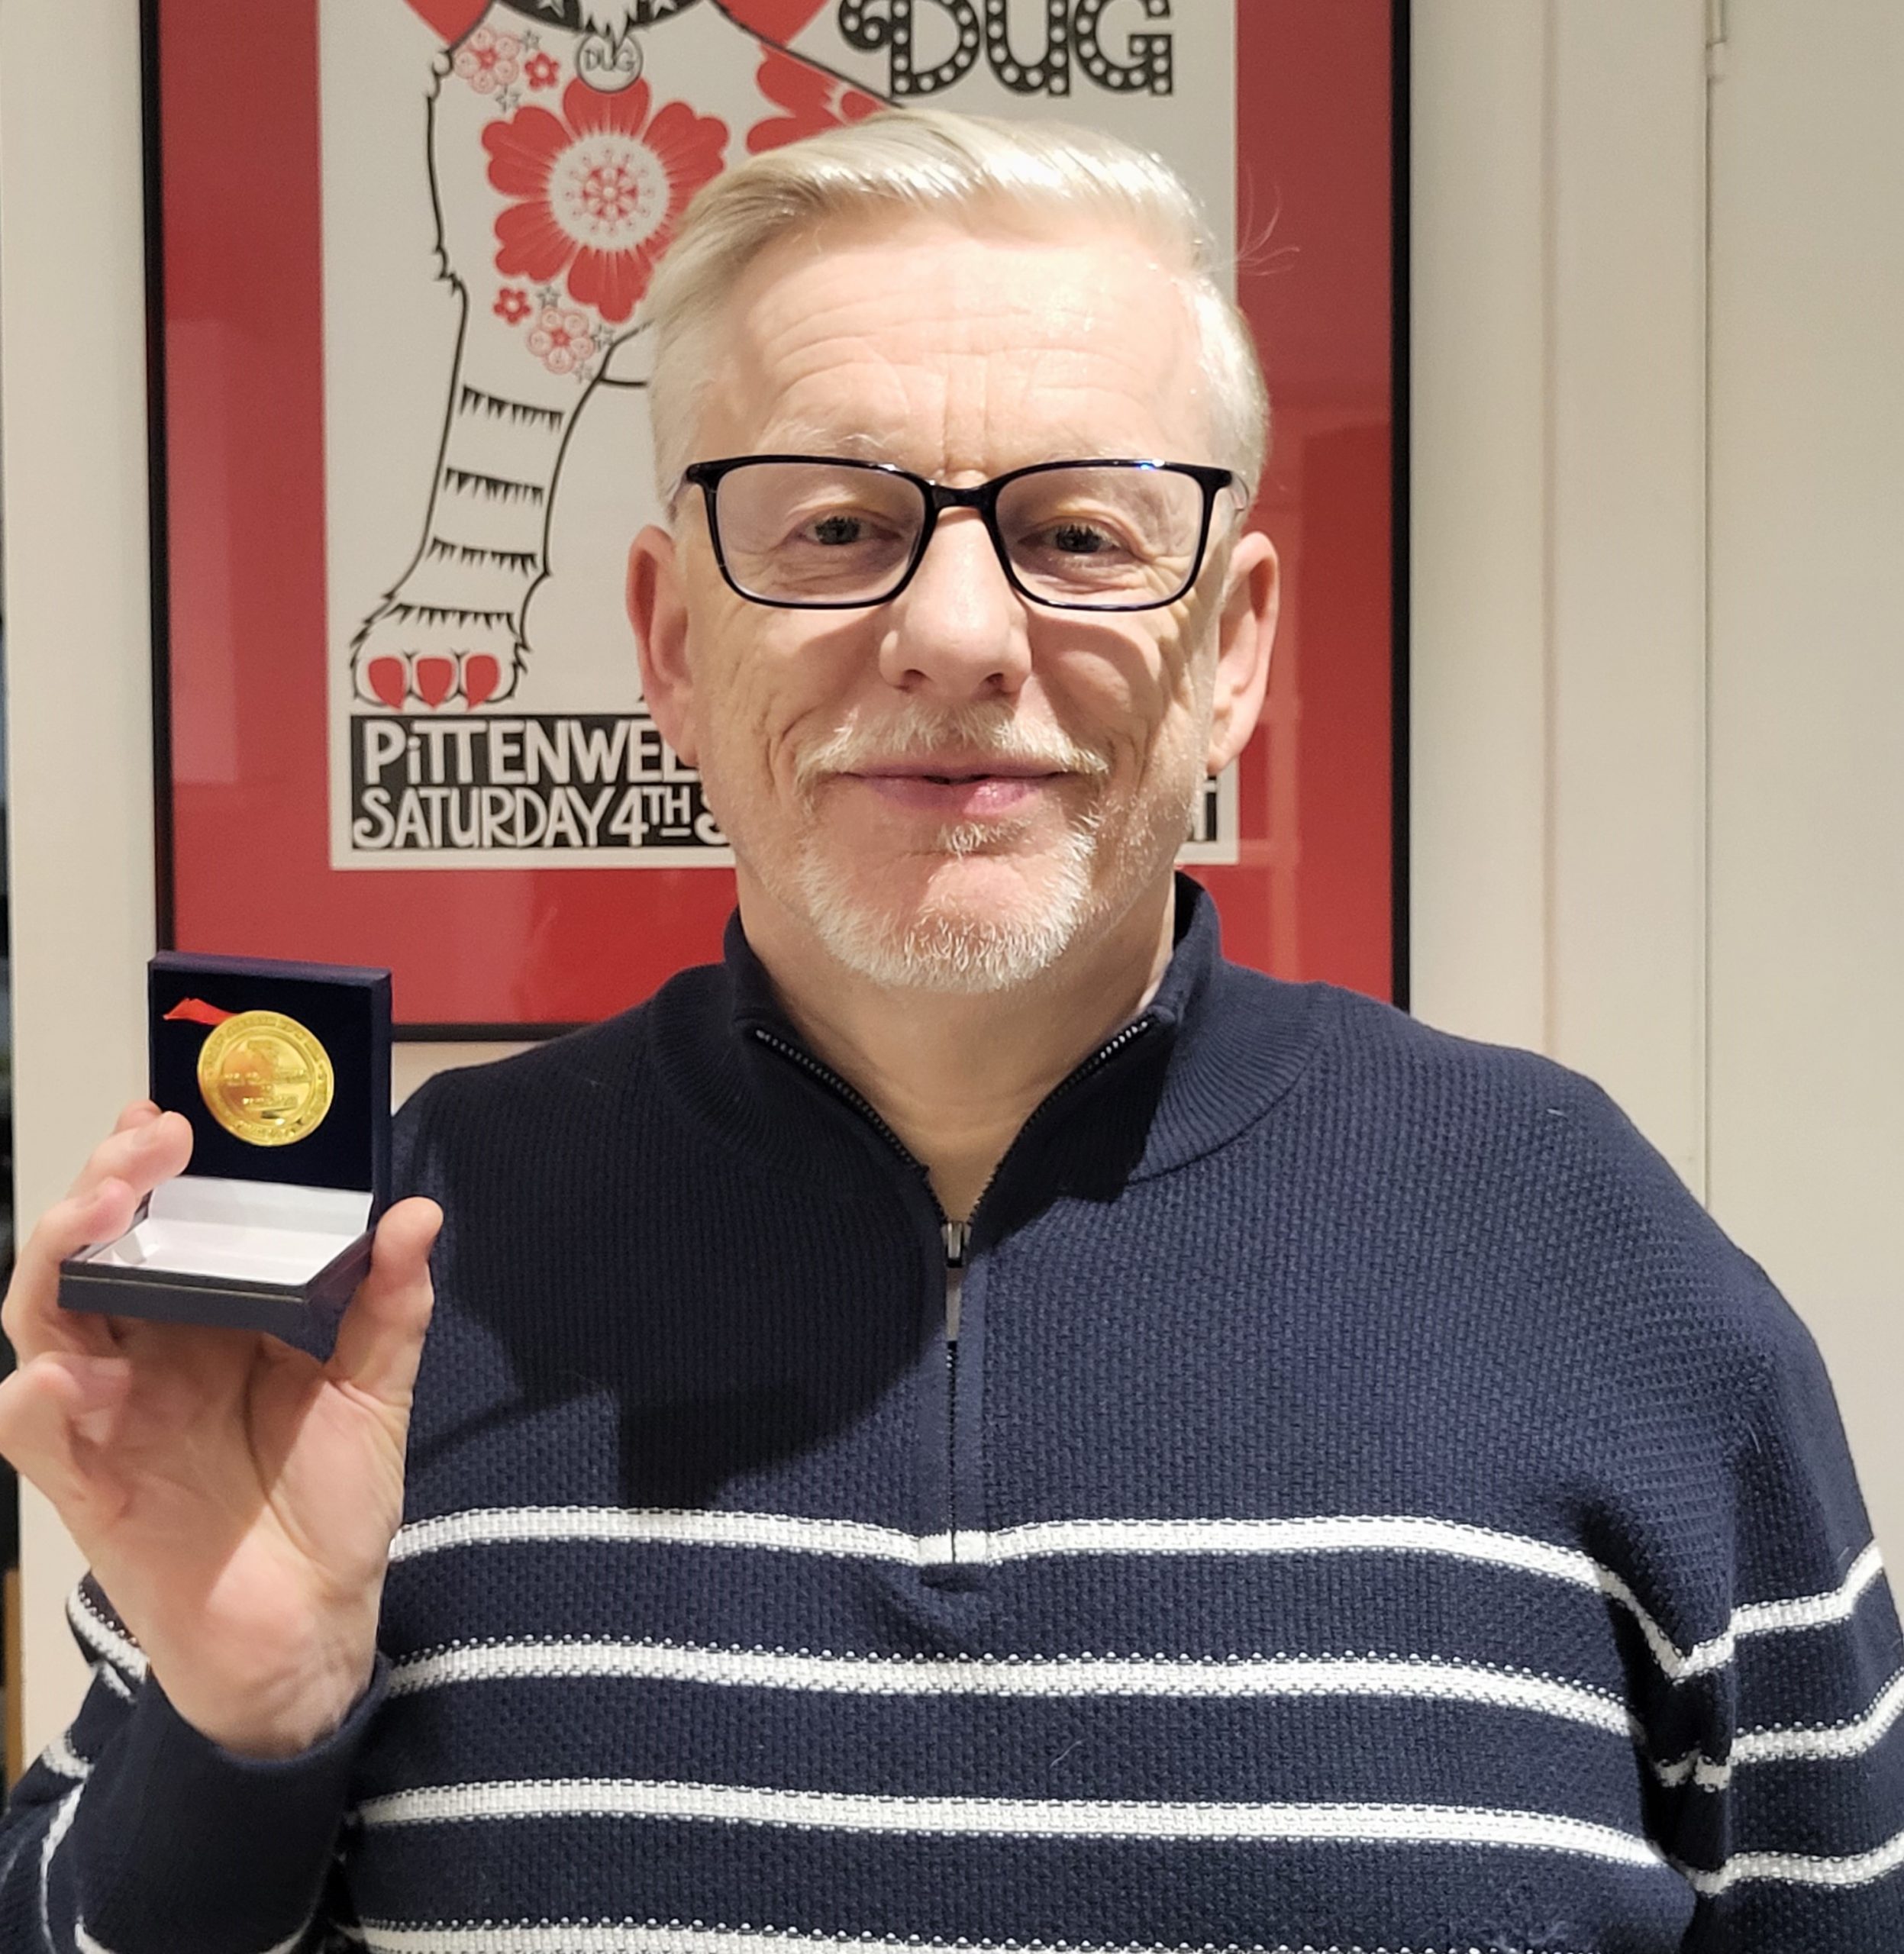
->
<box><xmin>755</xmin><ymin>425</ymin><xmax>911</xmax><ymax>466</ymax></box>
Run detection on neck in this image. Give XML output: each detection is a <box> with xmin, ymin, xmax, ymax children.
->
<box><xmin>740</xmin><ymin>875</ymin><xmax>1180</xmax><ymax>1222</ymax></box>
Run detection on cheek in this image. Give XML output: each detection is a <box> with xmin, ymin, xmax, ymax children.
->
<box><xmin>692</xmin><ymin>621</ymin><xmax>865</xmax><ymax>801</ymax></box>
<box><xmin>1041</xmin><ymin>624</ymin><xmax>1202</xmax><ymax>766</ymax></box>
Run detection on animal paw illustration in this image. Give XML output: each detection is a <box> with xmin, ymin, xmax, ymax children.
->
<box><xmin>352</xmin><ymin>598</ymin><xmax>526</xmax><ymax>711</ymax></box>
<box><xmin>353</xmin><ymin>1</ymin><xmax>883</xmax><ymax>727</ymax></box>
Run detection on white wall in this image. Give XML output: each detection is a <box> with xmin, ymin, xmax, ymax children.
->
<box><xmin>1411</xmin><ymin>0</ymin><xmax>1709</xmax><ymax>1187</ymax></box>
<box><xmin>1704</xmin><ymin>0</ymin><xmax>1904</xmax><ymax>1547</ymax></box>
<box><xmin>1412</xmin><ymin>0</ymin><xmax>1904</xmax><ymax>1564</ymax></box>
<box><xmin>1</xmin><ymin>0</ymin><xmax>160</xmax><ymax>1757</ymax></box>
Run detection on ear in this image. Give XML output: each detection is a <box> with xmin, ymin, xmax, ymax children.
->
<box><xmin>627</xmin><ymin>524</ymin><xmax>699</xmax><ymax>768</ymax></box>
<box><xmin>1205</xmin><ymin>529</ymin><xmax>1280</xmax><ymax>775</ymax></box>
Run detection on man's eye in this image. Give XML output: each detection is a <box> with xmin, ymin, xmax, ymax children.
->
<box><xmin>805</xmin><ymin>514</ymin><xmax>866</xmax><ymax>547</ymax></box>
<box><xmin>1048</xmin><ymin>522</ymin><xmax>1113</xmax><ymax>556</ymax></box>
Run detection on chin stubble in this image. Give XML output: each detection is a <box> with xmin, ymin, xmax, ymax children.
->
<box><xmin>785</xmin><ymin>701</ymin><xmax>1115</xmax><ymax>995</ymax></box>
<box><xmin>794</xmin><ymin>804</ymin><xmax>1106</xmax><ymax>995</ymax></box>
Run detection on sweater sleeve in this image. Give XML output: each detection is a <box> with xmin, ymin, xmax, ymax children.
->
<box><xmin>1672</xmin><ymin>1285</ymin><xmax>1904</xmax><ymax>1950</ymax></box>
<box><xmin>0</xmin><ymin>1576</ymin><xmax>385</xmax><ymax>1954</ymax></box>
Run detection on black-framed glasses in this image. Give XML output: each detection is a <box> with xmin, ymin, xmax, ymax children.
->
<box><xmin>679</xmin><ymin>456</ymin><xmax>1238</xmax><ymax>612</ymax></box>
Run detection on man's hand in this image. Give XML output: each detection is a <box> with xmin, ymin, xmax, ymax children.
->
<box><xmin>0</xmin><ymin>1100</ymin><xmax>441</xmax><ymax>1759</ymax></box>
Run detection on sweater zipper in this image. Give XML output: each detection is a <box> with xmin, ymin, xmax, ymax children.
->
<box><xmin>750</xmin><ymin>1012</ymin><xmax>1159</xmax><ymax>1571</ymax></box>
<box><xmin>942</xmin><ymin>1219</ymin><xmax>969</xmax><ymax>1562</ymax></box>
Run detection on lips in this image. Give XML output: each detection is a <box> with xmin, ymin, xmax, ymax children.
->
<box><xmin>857</xmin><ymin>760</ymin><xmax>1060</xmax><ymax>785</ymax></box>
<box><xmin>845</xmin><ymin>763</ymin><xmax>1063</xmax><ymax>817</ymax></box>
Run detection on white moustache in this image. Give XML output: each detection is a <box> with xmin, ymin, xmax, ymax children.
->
<box><xmin>794</xmin><ymin>705</ymin><xmax>1111</xmax><ymax>797</ymax></box>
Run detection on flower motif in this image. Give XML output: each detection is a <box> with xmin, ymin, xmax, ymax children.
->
<box><xmin>524</xmin><ymin>50</ymin><xmax>560</xmax><ymax>91</ymax></box>
<box><xmin>494</xmin><ymin>285</ymin><xmax>532</xmax><ymax>324</ymax></box>
<box><xmin>528</xmin><ymin>305</ymin><xmax>598</xmax><ymax>376</ymax></box>
<box><xmin>453</xmin><ymin>27</ymin><xmax>521</xmax><ymax>95</ymax></box>
<box><xmin>482</xmin><ymin>77</ymin><xmax>728</xmax><ymax>325</ymax></box>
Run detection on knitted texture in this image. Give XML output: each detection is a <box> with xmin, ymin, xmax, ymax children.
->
<box><xmin>5</xmin><ymin>881</ymin><xmax>1902</xmax><ymax>1953</ymax></box>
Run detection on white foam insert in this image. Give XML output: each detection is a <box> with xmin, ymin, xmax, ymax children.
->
<box><xmin>77</xmin><ymin>1177</ymin><xmax>372</xmax><ymax>1286</ymax></box>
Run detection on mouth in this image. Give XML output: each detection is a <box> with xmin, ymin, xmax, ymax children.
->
<box><xmin>857</xmin><ymin>760</ymin><xmax>1061</xmax><ymax>783</ymax></box>
<box><xmin>841</xmin><ymin>759</ymin><xmax>1068</xmax><ymax>817</ymax></box>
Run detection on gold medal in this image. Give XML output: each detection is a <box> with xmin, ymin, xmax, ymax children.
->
<box><xmin>195</xmin><ymin>1010</ymin><xmax>334</xmax><ymax>1147</ymax></box>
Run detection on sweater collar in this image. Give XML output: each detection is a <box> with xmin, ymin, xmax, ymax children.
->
<box><xmin>648</xmin><ymin>875</ymin><xmax>1326</xmax><ymax>1237</ymax></box>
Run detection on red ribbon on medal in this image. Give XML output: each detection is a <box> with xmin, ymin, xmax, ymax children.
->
<box><xmin>163</xmin><ymin>998</ymin><xmax>235</xmax><ymax>1028</ymax></box>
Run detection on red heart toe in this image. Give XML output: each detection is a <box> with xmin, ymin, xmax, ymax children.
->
<box><xmin>463</xmin><ymin>654</ymin><xmax>501</xmax><ymax>710</ymax></box>
<box><xmin>415</xmin><ymin>655</ymin><xmax>456</xmax><ymax>707</ymax></box>
<box><xmin>366</xmin><ymin>656</ymin><xmax>408</xmax><ymax>709</ymax></box>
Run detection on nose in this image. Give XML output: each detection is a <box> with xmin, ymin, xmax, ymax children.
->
<box><xmin>876</xmin><ymin>508</ymin><xmax>1031</xmax><ymax>701</ymax></box>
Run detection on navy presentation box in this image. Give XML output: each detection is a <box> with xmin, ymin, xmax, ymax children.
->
<box><xmin>58</xmin><ymin>953</ymin><xmax>392</xmax><ymax>1361</ymax></box>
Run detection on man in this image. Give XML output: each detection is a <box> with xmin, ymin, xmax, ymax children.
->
<box><xmin>2</xmin><ymin>111</ymin><xmax>1901</xmax><ymax>1954</ymax></box>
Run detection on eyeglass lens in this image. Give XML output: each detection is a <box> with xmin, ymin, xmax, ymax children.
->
<box><xmin>708</xmin><ymin>462</ymin><xmax>1209</xmax><ymax>609</ymax></box>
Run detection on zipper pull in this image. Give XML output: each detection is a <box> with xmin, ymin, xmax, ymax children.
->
<box><xmin>941</xmin><ymin>1221</ymin><xmax>969</xmax><ymax>1345</ymax></box>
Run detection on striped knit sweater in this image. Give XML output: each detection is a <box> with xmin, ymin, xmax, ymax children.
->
<box><xmin>5</xmin><ymin>879</ymin><xmax>1902</xmax><ymax>1953</ymax></box>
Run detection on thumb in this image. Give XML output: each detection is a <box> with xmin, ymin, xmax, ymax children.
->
<box><xmin>327</xmin><ymin>1197</ymin><xmax>442</xmax><ymax>1409</ymax></box>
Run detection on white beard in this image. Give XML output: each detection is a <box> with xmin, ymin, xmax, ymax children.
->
<box><xmin>774</xmin><ymin>700</ymin><xmax>1116</xmax><ymax>994</ymax></box>
<box><xmin>792</xmin><ymin>808</ymin><xmax>1108</xmax><ymax>995</ymax></box>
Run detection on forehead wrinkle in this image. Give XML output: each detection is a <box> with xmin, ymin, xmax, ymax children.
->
<box><xmin>705</xmin><ymin>223</ymin><xmax>1212</xmax><ymax>475</ymax></box>
<box><xmin>766</xmin><ymin>343</ymin><xmax>1189</xmax><ymax>473</ymax></box>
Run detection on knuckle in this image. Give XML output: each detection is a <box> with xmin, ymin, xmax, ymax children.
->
<box><xmin>27</xmin><ymin>1196</ymin><xmax>88</xmax><ymax>1263</ymax></box>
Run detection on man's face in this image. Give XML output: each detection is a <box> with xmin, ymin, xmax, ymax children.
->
<box><xmin>630</xmin><ymin>213</ymin><xmax>1277</xmax><ymax>992</ymax></box>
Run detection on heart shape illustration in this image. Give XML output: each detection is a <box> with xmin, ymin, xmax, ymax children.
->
<box><xmin>414</xmin><ymin>655</ymin><xmax>458</xmax><ymax>708</ymax></box>
<box><xmin>403</xmin><ymin>3</ymin><xmax>837</xmax><ymax>48</ymax></box>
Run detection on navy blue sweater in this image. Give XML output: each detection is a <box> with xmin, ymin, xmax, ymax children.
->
<box><xmin>6</xmin><ymin>881</ymin><xmax>1903</xmax><ymax>1952</ymax></box>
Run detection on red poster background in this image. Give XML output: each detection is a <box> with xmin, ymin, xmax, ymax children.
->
<box><xmin>155</xmin><ymin>1</ymin><xmax>1397</xmax><ymax>1031</ymax></box>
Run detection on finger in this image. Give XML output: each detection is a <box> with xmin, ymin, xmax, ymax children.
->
<box><xmin>65</xmin><ymin>1108</ymin><xmax>193</xmax><ymax>1204</ymax></box>
<box><xmin>4</xmin><ymin>1176</ymin><xmax>151</xmax><ymax>1363</ymax></box>
<box><xmin>10</xmin><ymin>1113</ymin><xmax>195</xmax><ymax>1361</ymax></box>
<box><xmin>0</xmin><ymin>1352</ymin><xmax>133</xmax><ymax>1523</ymax></box>
<box><xmin>328</xmin><ymin>1198</ymin><xmax>443</xmax><ymax>1411</ymax></box>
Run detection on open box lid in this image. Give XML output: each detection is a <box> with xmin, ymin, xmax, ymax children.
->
<box><xmin>150</xmin><ymin>953</ymin><xmax>391</xmax><ymax>1201</ymax></box>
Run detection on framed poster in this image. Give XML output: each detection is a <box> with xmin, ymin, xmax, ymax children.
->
<box><xmin>150</xmin><ymin>0</ymin><xmax>1402</xmax><ymax>1033</ymax></box>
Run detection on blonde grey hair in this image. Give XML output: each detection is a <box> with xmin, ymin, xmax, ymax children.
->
<box><xmin>641</xmin><ymin>108</ymin><xmax>1268</xmax><ymax>505</ymax></box>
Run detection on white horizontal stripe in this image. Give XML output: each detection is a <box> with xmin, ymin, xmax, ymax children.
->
<box><xmin>991</xmin><ymin>1515</ymin><xmax>1603</xmax><ymax>1582</ymax></box>
<box><xmin>390</xmin><ymin>1637</ymin><xmax>1628</xmax><ymax>1736</ymax></box>
<box><xmin>391</xmin><ymin>1506</ymin><xmax>1885</xmax><ymax>1688</ymax></box>
<box><xmin>358</xmin><ymin>1776</ymin><xmax>1661</xmax><ymax>1869</ymax></box>
<box><xmin>1651</xmin><ymin>1664</ymin><xmax>1904</xmax><ymax>1791</ymax></box>
<box><xmin>1736</xmin><ymin>1540</ymin><xmax>1886</xmax><ymax>1639</ymax></box>
<box><xmin>391</xmin><ymin>1508</ymin><xmax>920</xmax><ymax>1567</ymax></box>
<box><xmin>66</xmin><ymin>1586</ymin><xmax>147</xmax><ymax>1684</ymax></box>
<box><xmin>392</xmin><ymin>1507</ymin><xmax>1615</xmax><ymax>1589</ymax></box>
<box><xmin>36</xmin><ymin>1733</ymin><xmax>89</xmax><ymax>1782</ymax></box>
<box><xmin>1669</xmin><ymin>1541</ymin><xmax>1889</xmax><ymax>1682</ymax></box>
<box><xmin>358</xmin><ymin>1925</ymin><xmax>1596</xmax><ymax>1954</ymax></box>
<box><xmin>1680</xmin><ymin>1819</ymin><xmax>1904</xmax><ymax>1894</ymax></box>
<box><xmin>1740</xmin><ymin>1665</ymin><xmax>1904</xmax><ymax>1764</ymax></box>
